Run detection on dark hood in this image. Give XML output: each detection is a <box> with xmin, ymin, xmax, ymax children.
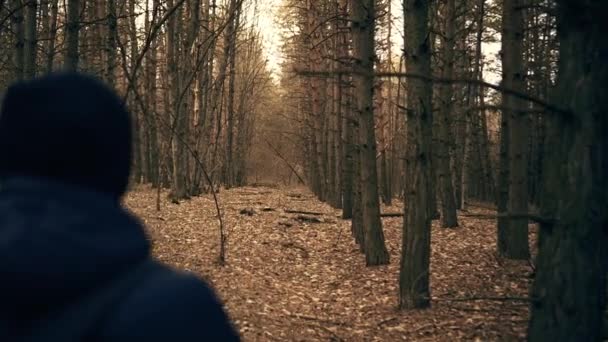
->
<box><xmin>0</xmin><ymin>72</ymin><xmax>132</xmax><ymax>198</ymax></box>
<box><xmin>0</xmin><ymin>177</ymin><xmax>150</xmax><ymax>319</ymax></box>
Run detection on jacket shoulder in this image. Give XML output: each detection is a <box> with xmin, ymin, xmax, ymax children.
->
<box><xmin>100</xmin><ymin>264</ymin><xmax>240</xmax><ymax>342</ymax></box>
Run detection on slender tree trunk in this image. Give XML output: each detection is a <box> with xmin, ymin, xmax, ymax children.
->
<box><xmin>166</xmin><ymin>0</ymin><xmax>188</xmax><ymax>200</ymax></box>
<box><xmin>351</xmin><ymin>116</ymin><xmax>365</xmax><ymax>252</ymax></box>
<box><xmin>528</xmin><ymin>1</ymin><xmax>608</xmax><ymax>339</ymax></box>
<box><xmin>400</xmin><ymin>0</ymin><xmax>432</xmax><ymax>309</ymax></box>
<box><xmin>106</xmin><ymin>0</ymin><xmax>117</xmax><ymax>86</ymax></box>
<box><xmin>342</xmin><ymin>85</ymin><xmax>355</xmax><ymax>219</ymax></box>
<box><xmin>44</xmin><ymin>0</ymin><xmax>59</xmax><ymax>73</ymax></box>
<box><xmin>65</xmin><ymin>0</ymin><xmax>81</xmax><ymax>71</ymax></box>
<box><xmin>224</xmin><ymin>5</ymin><xmax>239</xmax><ymax>188</ymax></box>
<box><xmin>10</xmin><ymin>0</ymin><xmax>24</xmax><ymax>81</ymax></box>
<box><xmin>23</xmin><ymin>0</ymin><xmax>37</xmax><ymax>79</ymax></box>
<box><xmin>350</xmin><ymin>0</ymin><xmax>389</xmax><ymax>266</ymax></box>
<box><xmin>436</xmin><ymin>0</ymin><xmax>458</xmax><ymax>228</ymax></box>
<box><xmin>339</xmin><ymin>0</ymin><xmax>353</xmax><ymax>218</ymax></box>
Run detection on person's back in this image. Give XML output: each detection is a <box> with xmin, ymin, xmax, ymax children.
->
<box><xmin>0</xmin><ymin>73</ymin><xmax>240</xmax><ymax>341</ymax></box>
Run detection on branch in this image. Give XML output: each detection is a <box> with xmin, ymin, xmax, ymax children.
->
<box><xmin>432</xmin><ymin>295</ymin><xmax>535</xmax><ymax>303</ymax></box>
<box><xmin>293</xmin><ymin>68</ymin><xmax>573</xmax><ymax>120</ymax></box>
<box><xmin>262</xmin><ymin>136</ymin><xmax>306</xmax><ymax>185</ymax></box>
<box><xmin>461</xmin><ymin>212</ymin><xmax>556</xmax><ymax>225</ymax></box>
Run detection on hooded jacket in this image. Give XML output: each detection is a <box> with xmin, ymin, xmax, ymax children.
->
<box><xmin>0</xmin><ymin>73</ymin><xmax>240</xmax><ymax>341</ymax></box>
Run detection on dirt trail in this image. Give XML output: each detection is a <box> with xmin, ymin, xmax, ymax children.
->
<box><xmin>125</xmin><ymin>186</ymin><xmax>534</xmax><ymax>341</ymax></box>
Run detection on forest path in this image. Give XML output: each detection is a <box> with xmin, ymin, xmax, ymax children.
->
<box><xmin>125</xmin><ymin>186</ymin><xmax>534</xmax><ymax>341</ymax></box>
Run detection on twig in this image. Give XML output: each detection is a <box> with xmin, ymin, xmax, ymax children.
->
<box><xmin>376</xmin><ymin>317</ymin><xmax>398</xmax><ymax>327</ymax></box>
<box><xmin>289</xmin><ymin>313</ymin><xmax>346</xmax><ymax>326</ymax></box>
<box><xmin>262</xmin><ymin>137</ymin><xmax>306</xmax><ymax>184</ymax></box>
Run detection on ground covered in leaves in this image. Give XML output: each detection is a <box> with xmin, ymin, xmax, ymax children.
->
<box><xmin>124</xmin><ymin>185</ymin><xmax>535</xmax><ymax>341</ymax></box>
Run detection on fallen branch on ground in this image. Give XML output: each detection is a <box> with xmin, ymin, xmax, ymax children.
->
<box><xmin>380</xmin><ymin>212</ymin><xmax>403</xmax><ymax>217</ymax></box>
<box><xmin>285</xmin><ymin>209</ymin><xmax>325</xmax><ymax>215</ymax></box>
<box><xmin>460</xmin><ymin>212</ymin><xmax>555</xmax><ymax>225</ymax></box>
<box><xmin>289</xmin><ymin>313</ymin><xmax>346</xmax><ymax>326</ymax></box>
<box><xmin>296</xmin><ymin>215</ymin><xmax>323</xmax><ymax>223</ymax></box>
<box><xmin>432</xmin><ymin>295</ymin><xmax>534</xmax><ymax>303</ymax></box>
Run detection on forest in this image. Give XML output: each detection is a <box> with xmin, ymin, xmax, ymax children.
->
<box><xmin>0</xmin><ymin>0</ymin><xmax>606</xmax><ymax>340</ymax></box>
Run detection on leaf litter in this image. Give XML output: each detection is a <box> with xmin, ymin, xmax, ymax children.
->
<box><xmin>124</xmin><ymin>185</ymin><xmax>535</xmax><ymax>341</ymax></box>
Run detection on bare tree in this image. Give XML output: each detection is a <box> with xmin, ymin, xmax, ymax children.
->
<box><xmin>350</xmin><ymin>0</ymin><xmax>389</xmax><ymax>266</ymax></box>
<box><xmin>499</xmin><ymin>0</ymin><xmax>530</xmax><ymax>259</ymax></box>
<box><xmin>64</xmin><ymin>0</ymin><xmax>81</xmax><ymax>71</ymax></box>
<box><xmin>528</xmin><ymin>0</ymin><xmax>608</xmax><ymax>339</ymax></box>
<box><xmin>400</xmin><ymin>0</ymin><xmax>432</xmax><ymax>309</ymax></box>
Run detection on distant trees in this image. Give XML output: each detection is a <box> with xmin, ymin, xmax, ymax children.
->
<box><xmin>1</xmin><ymin>0</ymin><xmax>605</xmax><ymax>336</ymax></box>
<box><xmin>0</xmin><ymin>0</ymin><xmax>273</xmax><ymax>197</ymax></box>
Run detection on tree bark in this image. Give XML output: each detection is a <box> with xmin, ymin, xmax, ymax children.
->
<box><xmin>65</xmin><ymin>0</ymin><xmax>81</xmax><ymax>71</ymax></box>
<box><xmin>400</xmin><ymin>0</ymin><xmax>432</xmax><ymax>309</ymax></box>
<box><xmin>106</xmin><ymin>0</ymin><xmax>117</xmax><ymax>86</ymax></box>
<box><xmin>10</xmin><ymin>0</ymin><xmax>24</xmax><ymax>81</ymax></box>
<box><xmin>23</xmin><ymin>0</ymin><xmax>36</xmax><ymax>79</ymax></box>
<box><xmin>436</xmin><ymin>0</ymin><xmax>458</xmax><ymax>228</ymax></box>
<box><xmin>500</xmin><ymin>0</ymin><xmax>530</xmax><ymax>260</ymax></box>
<box><xmin>528</xmin><ymin>1</ymin><xmax>608</xmax><ymax>339</ymax></box>
<box><xmin>350</xmin><ymin>0</ymin><xmax>390</xmax><ymax>266</ymax></box>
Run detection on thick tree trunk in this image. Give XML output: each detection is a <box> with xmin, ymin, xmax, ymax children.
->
<box><xmin>350</xmin><ymin>0</ymin><xmax>389</xmax><ymax>266</ymax></box>
<box><xmin>400</xmin><ymin>0</ymin><xmax>432</xmax><ymax>309</ymax></box>
<box><xmin>528</xmin><ymin>1</ymin><xmax>608</xmax><ymax>339</ymax></box>
<box><xmin>500</xmin><ymin>0</ymin><xmax>530</xmax><ymax>259</ymax></box>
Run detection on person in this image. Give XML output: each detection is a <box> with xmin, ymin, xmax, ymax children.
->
<box><xmin>0</xmin><ymin>73</ymin><xmax>240</xmax><ymax>341</ymax></box>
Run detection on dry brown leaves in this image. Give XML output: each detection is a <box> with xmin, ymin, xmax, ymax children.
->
<box><xmin>124</xmin><ymin>185</ymin><xmax>536</xmax><ymax>341</ymax></box>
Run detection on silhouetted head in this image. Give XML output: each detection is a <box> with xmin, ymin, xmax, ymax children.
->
<box><xmin>0</xmin><ymin>73</ymin><xmax>132</xmax><ymax>199</ymax></box>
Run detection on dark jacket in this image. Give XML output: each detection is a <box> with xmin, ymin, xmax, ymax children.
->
<box><xmin>0</xmin><ymin>177</ymin><xmax>240</xmax><ymax>341</ymax></box>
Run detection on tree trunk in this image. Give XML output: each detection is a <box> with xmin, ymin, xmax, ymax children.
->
<box><xmin>528</xmin><ymin>1</ymin><xmax>608</xmax><ymax>339</ymax></box>
<box><xmin>10</xmin><ymin>0</ymin><xmax>24</xmax><ymax>81</ymax></box>
<box><xmin>44</xmin><ymin>0</ymin><xmax>59</xmax><ymax>73</ymax></box>
<box><xmin>166</xmin><ymin>0</ymin><xmax>188</xmax><ymax>200</ymax></box>
<box><xmin>400</xmin><ymin>0</ymin><xmax>432</xmax><ymax>309</ymax></box>
<box><xmin>436</xmin><ymin>0</ymin><xmax>458</xmax><ymax>228</ymax></box>
<box><xmin>23</xmin><ymin>0</ymin><xmax>37</xmax><ymax>79</ymax></box>
<box><xmin>500</xmin><ymin>0</ymin><xmax>530</xmax><ymax>260</ymax></box>
<box><xmin>342</xmin><ymin>87</ymin><xmax>355</xmax><ymax>219</ymax></box>
<box><xmin>350</xmin><ymin>0</ymin><xmax>389</xmax><ymax>266</ymax></box>
<box><xmin>65</xmin><ymin>0</ymin><xmax>81</xmax><ymax>71</ymax></box>
<box><xmin>224</xmin><ymin>4</ymin><xmax>239</xmax><ymax>188</ymax></box>
<box><xmin>106</xmin><ymin>0</ymin><xmax>117</xmax><ymax>86</ymax></box>
<box><xmin>351</xmin><ymin>117</ymin><xmax>365</xmax><ymax>252</ymax></box>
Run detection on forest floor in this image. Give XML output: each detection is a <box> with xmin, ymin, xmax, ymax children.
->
<box><xmin>125</xmin><ymin>185</ymin><xmax>536</xmax><ymax>341</ymax></box>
